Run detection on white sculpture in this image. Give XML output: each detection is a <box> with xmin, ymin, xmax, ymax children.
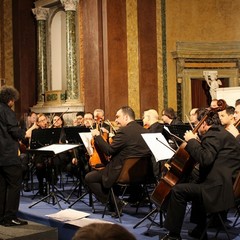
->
<box><xmin>203</xmin><ymin>71</ymin><xmax>222</xmax><ymax>99</ymax></box>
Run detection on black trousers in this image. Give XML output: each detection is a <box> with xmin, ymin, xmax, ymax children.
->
<box><xmin>164</xmin><ymin>182</ymin><xmax>206</xmax><ymax>235</ymax></box>
<box><xmin>0</xmin><ymin>165</ymin><xmax>22</xmax><ymax>221</ymax></box>
<box><xmin>85</xmin><ymin>170</ymin><xmax>109</xmax><ymax>204</ymax></box>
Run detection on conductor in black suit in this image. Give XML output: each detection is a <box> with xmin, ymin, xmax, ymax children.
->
<box><xmin>85</xmin><ymin>106</ymin><xmax>151</xmax><ymax>214</ymax></box>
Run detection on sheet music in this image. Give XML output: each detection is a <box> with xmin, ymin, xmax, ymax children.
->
<box><xmin>37</xmin><ymin>144</ymin><xmax>79</xmax><ymax>154</ymax></box>
<box><xmin>46</xmin><ymin>209</ymin><xmax>90</xmax><ymax>222</ymax></box>
<box><xmin>79</xmin><ymin>132</ymin><xmax>93</xmax><ymax>156</ymax></box>
<box><xmin>141</xmin><ymin>133</ymin><xmax>175</xmax><ymax>162</ymax></box>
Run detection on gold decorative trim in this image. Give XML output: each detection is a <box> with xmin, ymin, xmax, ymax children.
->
<box><xmin>126</xmin><ymin>0</ymin><xmax>140</xmax><ymax>117</ymax></box>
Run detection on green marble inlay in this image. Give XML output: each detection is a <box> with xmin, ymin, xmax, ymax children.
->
<box><xmin>37</xmin><ymin>20</ymin><xmax>48</xmax><ymax>102</ymax></box>
<box><xmin>161</xmin><ymin>0</ymin><xmax>167</xmax><ymax>108</ymax></box>
<box><xmin>46</xmin><ymin>94</ymin><xmax>58</xmax><ymax>101</ymax></box>
<box><xmin>66</xmin><ymin>10</ymin><xmax>78</xmax><ymax>100</ymax></box>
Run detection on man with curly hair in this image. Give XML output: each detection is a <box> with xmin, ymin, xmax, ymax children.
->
<box><xmin>0</xmin><ymin>85</ymin><xmax>28</xmax><ymax>226</ymax></box>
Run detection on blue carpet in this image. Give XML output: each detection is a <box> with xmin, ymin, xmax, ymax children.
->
<box><xmin>18</xmin><ymin>181</ymin><xmax>240</xmax><ymax>240</ymax></box>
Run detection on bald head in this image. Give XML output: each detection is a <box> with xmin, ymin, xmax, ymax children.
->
<box><xmin>143</xmin><ymin>109</ymin><xmax>159</xmax><ymax>127</ymax></box>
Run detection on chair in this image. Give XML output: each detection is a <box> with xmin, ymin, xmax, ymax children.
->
<box><xmin>233</xmin><ymin>171</ymin><xmax>240</xmax><ymax>227</ymax></box>
<box><xmin>102</xmin><ymin>156</ymin><xmax>156</xmax><ymax>223</ymax></box>
<box><xmin>199</xmin><ymin>171</ymin><xmax>240</xmax><ymax>240</ymax></box>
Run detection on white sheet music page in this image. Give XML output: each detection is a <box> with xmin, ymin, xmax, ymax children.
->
<box><xmin>79</xmin><ymin>132</ymin><xmax>93</xmax><ymax>156</ymax></box>
<box><xmin>37</xmin><ymin>144</ymin><xmax>79</xmax><ymax>154</ymax></box>
<box><xmin>141</xmin><ymin>133</ymin><xmax>175</xmax><ymax>162</ymax></box>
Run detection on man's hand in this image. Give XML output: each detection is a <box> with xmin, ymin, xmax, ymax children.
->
<box><xmin>184</xmin><ymin>130</ymin><xmax>198</xmax><ymax>142</ymax></box>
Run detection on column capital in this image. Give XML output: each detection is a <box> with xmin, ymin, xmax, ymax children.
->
<box><xmin>60</xmin><ymin>0</ymin><xmax>79</xmax><ymax>11</ymax></box>
<box><xmin>32</xmin><ymin>7</ymin><xmax>49</xmax><ymax>21</ymax></box>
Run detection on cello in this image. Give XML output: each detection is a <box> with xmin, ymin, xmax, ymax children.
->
<box><xmin>151</xmin><ymin>99</ymin><xmax>227</xmax><ymax>208</ymax></box>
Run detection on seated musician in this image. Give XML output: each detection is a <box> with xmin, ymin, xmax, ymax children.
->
<box><xmin>234</xmin><ymin>101</ymin><xmax>240</xmax><ymax>132</ymax></box>
<box><xmin>189</xmin><ymin>108</ymin><xmax>199</xmax><ymax>128</ymax></box>
<box><xmin>85</xmin><ymin>106</ymin><xmax>151</xmax><ymax>217</ymax></box>
<box><xmin>142</xmin><ymin>109</ymin><xmax>176</xmax><ymax>180</ymax></box>
<box><xmin>161</xmin><ymin>108</ymin><xmax>240</xmax><ymax>240</ymax></box>
<box><xmin>29</xmin><ymin>113</ymin><xmax>49</xmax><ymax>195</ymax></box>
<box><xmin>161</xmin><ymin>107</ymin><xmax>184</xmax><ymax>125</ymax></box>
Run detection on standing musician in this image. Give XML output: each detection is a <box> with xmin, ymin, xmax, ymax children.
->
<box><xmin>161</xmin><ymin>108</ymin><xmax>240</xmax><ymax>240</ymax></box>
<box><xmin>85</xmin><ymin>106</ymin><xmax>151</xmax><ymax>216</ymax></box>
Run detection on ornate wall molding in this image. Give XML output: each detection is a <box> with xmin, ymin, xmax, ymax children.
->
<box><xmin>172</xmin><ymin>41</ymin><xmax>240</xmax><ymax>119</ymax></box>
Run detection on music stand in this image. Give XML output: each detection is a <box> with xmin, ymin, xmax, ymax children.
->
<box><xmin>63</xmin><ymin>127</ymin><xmax>93</xmax><ymax>208</ymax></box>
<box><xmin>165</xmin><ymin>124</ymin><xmax>192</xmax><ymax>141</ymax></box>
<box><xmin>30</xmin><ymin>128</ymin><xmax>62</xmax><ymax>149</ymax></box>
<box><xmin>28</xmin><ymin>144</ymin><xmax>79</xmax><ymax>209</ymax></box>
<box><xmin>63</xmin><ymin>126</ymin><xmax>90</xmax><ymax>144</ymax></box>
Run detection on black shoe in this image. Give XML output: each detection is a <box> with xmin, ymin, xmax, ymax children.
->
<box><xmin>161</xmin><ymin>233</ymin><xmax>182</xmax><ymax>240</ymax></box>
<box><xmin>188</xmin><ymin>227</ymin><xmax>208</xmax><ymax>240</ymax></box>
<box><xmin>23</xmin><ymin>184</ymin><xmax>31</xmax><ymax>192</ymax></box>
<box><xmin>111</xmin><ymin>200</ymin><xmax>127</xmax><ymax>218</ymax></box>
<box><xmin>3</xmin><ymin>218</ymin><xmax>28</xmax><ymax>227</ymax></box>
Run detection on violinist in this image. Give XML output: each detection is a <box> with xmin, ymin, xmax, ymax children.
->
<box><xmin>93</xmin><ymin>108</ymin><xmax>110</xmax><ymax>133</ymax></box>
<box><xmin>85</xmin><ymin>106</ymin><xmax>151</xmax><ymax>217</ymax></box>
<box><xmin>161</xmin><ymin>108</ymin><xmax>240</xmax><ymax>240</ymax></box>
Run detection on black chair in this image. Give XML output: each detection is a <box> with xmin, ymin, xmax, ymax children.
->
<box><xmin>200</xmin><ymin>171</ymin><xmax>240</xmax><ymax>240</ymax></box>
<box><xmin>102</xmin><ymin>156</ymin><xmax>155</xmax><ymax>223</ymax></box>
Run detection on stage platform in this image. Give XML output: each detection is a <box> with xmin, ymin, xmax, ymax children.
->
<box><xmin>16</xmin><ymin>179</ymin><xmax>240</xmax><ymax>240</ymax></box>
<box><xmin>0</xmin><ymin>221</ymin><xmax>57</xmax><ymax>240</ymax></box>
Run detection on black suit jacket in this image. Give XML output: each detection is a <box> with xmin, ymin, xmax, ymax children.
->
<box><xmin>94</xmin><ymin>121</ymin><xmax>151</xmax><ymax>188</ymax></box>
<box><xmin>185</xmin><ymin>125</ymin><xmax>240</xmax><ymax>213</ymax></box>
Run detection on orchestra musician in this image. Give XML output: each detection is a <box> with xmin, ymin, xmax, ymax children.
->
<box><xmin>161</xmin><ymin>107</ymin><xmax>184</xmax><ymax>125</ymax></box>
<box><xmin>161</xmin><ymin>108</ymin><xmax>240</xmax><ymax>240</ymax></box>
<box><xmin>142</xmin><ymin>109</ymin><xmax>170</xmax><ymax>180</ymax></box>
<box><xmin>188</xmin><ymin>108</ymin><xmax>199</xmax><ymax>128</ymax></box>
<box><xmin>234</xmin><ymin>100</ymin><xmax>240</xmax><ymax>132</ymax></box>
<box><xmin>85</xmin><ymin>106</ymin><xmax>151</xmax><ymax>217</ymax></box>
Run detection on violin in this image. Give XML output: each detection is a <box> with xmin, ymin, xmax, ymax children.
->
<box><xmin>89</xmin><ymin>117</ymin><xmax>109</xmax><ymax>170</ymax></box>
<box><xmin>151</xmin><ymin>99</ymin><xmax>227</xmax><ymax>207</ymax></box>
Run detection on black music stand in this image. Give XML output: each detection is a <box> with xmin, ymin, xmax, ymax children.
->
<box><xmin>29</xmin><ymin>128</ymin><xmax>62</xmax><ymax>196</ymax></box>
<box><xmin>30</xmin><ymin>128</ymin><xmax>62</xmax><ymax>149</ymax></box>
<box><xmin>63</xmin><ymin>127</ymin><xmax>93</xmax><ymax>208</ymax></box>
<box><xmin>28</xmin><ymin>144</ymin><xmax>79</xmax><ymax>209</ymax></box>
<box><xmin>165</xmin><ymin>124</ymin><xmax>192</xmax><ymax>142</ymax></box>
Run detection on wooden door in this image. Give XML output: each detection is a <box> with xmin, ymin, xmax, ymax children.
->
<box><xmin>191</xmin><ymin>78</ymin><xmax>229</xmax><ymax>108</ymax></box>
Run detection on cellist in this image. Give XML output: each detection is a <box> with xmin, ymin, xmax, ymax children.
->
<box><xmin>161</xmin><ymin>108</ymin><xmax>240</xmax><ymax>240</ymax></box>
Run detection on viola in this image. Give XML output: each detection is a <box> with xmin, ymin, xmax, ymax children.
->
<box><xmin>89</xmin><ymin>117</ymin><xmax>109</xmax><ymax>170</ymax></box>
<box><xmin>151</xmin><ymin>99</ymin><xmax>227</xmax><ymax>208</ymax></box>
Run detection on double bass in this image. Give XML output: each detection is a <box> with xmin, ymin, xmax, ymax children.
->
<box><xmin>151</xmin><ymin>99</ymin><xmax>227</xmax><ymax>208</ymax></box>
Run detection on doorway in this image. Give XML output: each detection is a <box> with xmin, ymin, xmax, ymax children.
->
<box><xmin>191</xmin><ymin>78</ymin><xmax>229</xmax><ymax>108</ymax></box>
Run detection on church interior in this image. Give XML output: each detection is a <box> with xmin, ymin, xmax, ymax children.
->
<box><xmin>1</xmin><ymin>0</ymin><xmax>240</xmax><ymax>122</ymax></box>
<box><xmin>1</xmin><ymin>1</ymin><xmax>240</xmax><ymax>240</ymax></box>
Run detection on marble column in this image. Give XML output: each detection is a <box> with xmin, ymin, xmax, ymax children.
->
<box><xmin>32</xmin><ymin>7</ymin><xmax>49</xmax><ymax>105</ymax></box>
<box><xmin>61</xmin><ymin>0</ymin><xmax>79</xmax><ymax>103</ymax></box>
